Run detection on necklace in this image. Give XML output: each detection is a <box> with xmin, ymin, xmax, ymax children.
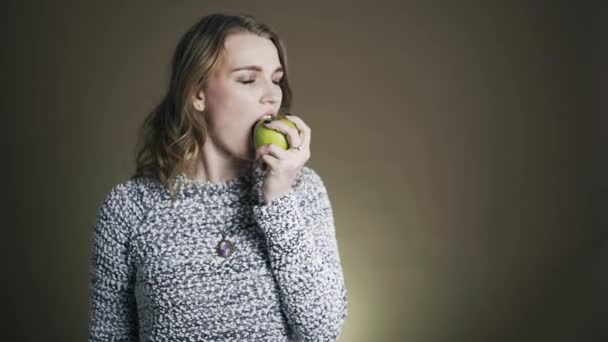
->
<box><xmin>215</xmin><ymin>216</ymin><xmax>242</xmax><ymax>258</ymax></box>
<box><xmin>212</xmin><ymin>211</ymin><xmax>239</xmax><ymax>258</ymax></box>
<box><xmin>176</xmin><ymin>171</ymin><xmax>248</xmax><ymax>258</ymax></box>
<box><xmin>213</xmin><ymin>195</ymin><xmax>242</xmax><ymax>259</ymax></box>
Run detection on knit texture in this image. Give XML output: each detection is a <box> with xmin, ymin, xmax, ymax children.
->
<box><xmin>88</xmin><ymin>165</ymin><xmax>348</xmax><ymax>341</ymax></box>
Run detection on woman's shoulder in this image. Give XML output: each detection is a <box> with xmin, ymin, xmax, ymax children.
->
<box><xmin>97</xmin><ymin>175</ymin><xmax>161</xmax><ymax>222</ymax></box>
<box><xmin>110</xmin><ymin>175</ymin><xmax>160</xmax><ymax>199</ymax></box>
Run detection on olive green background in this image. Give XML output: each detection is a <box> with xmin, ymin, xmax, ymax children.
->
<box><xmin>3</xmin><ymin>1</ymin><xmax>604</xmax><ymax>341</ymax></box>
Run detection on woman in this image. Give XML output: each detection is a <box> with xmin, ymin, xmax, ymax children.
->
<box><xmin>88</xmin><ymin>13</ymin><xmax>348</xmax><ymax>342</ymax></box>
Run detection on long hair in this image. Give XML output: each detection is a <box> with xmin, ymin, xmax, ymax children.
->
<box><xmin>131</xmin><ymin>13</ymin><xmax>293</xmax><ymax>201</ymax></box>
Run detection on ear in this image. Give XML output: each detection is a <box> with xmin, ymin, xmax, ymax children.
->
<box><xmin>192</xmin><ymin>88</ymin><xmax>205</xmax><ymax>112</ymax></box>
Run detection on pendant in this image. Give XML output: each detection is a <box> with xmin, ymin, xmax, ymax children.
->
<box><xmin>216</xmin><ymin>239</ymin><xmax>235</xmax><ymax>258</ymax></box>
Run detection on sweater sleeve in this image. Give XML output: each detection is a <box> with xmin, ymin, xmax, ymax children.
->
<box><xmin>251</xmin><ymin>167</ymin><xmax>349</xmax><ymax>341</ymax></box>
<box><xmin>88</xmin><ymin>182</ymin><xmax>140</xmax><ymax>342</ymax></box>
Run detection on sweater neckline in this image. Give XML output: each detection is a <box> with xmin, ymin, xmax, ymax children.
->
<box><xmin>171</xmin><ymin>167</ymin><xmax>265</xmax><ymax>203</ymax></box>
<box><xmin>175</xmin><ymin>171</ymin><xmax>251</xmax><ymax>189</ymax></box>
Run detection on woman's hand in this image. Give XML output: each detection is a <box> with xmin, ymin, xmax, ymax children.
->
<box><xmin>254</xmin><ymin>114</ymin><xmax>311</xmax><ymax>203</ymax></box>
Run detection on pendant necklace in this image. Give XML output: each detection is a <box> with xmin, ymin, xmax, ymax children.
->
<box><xmin>213</xmin><ymin>207</ymin><xmax>242</xmax><ymax>259</ymax></box>
<box><xmin>177</xmin><ymin>172</ymin><xmax>245</xmax><ymax>259</ymax></box>
<box><xmin>216</xmin><ymin>230</ymin><xmax>236</xmax><ymax>258</ymax></box>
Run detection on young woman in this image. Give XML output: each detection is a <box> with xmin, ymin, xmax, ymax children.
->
<box><xmin>89</xmin><ymin>13</ymin><xmax>348</xmax><ymax>341</ymax></box>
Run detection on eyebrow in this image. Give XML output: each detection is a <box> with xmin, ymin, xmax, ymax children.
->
<box><xmin>230</xmin><ymin>65</ymin><xmax>284</xmax><ymax>74</ymax></box>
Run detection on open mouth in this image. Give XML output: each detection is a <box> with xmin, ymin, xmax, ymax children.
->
<box><xmin>251</xmin><ymin>115</ymin><xmax>273</xmax><ymax>134</ymax></box>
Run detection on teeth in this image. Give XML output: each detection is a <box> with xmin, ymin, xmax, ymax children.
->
<box><xmin>252</xmin><ymin>115</ymin><xmax>273</xmax><ymax>134</ymax></box>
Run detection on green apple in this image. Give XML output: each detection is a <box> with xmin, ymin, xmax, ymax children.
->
<box><xmin>253</xmin><ymin>114</ymin><xmax>298</xmax><ymax>150</ymax></box>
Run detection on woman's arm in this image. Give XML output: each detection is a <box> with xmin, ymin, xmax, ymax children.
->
<box><xmin>89</xmin><ymin>183</ymin><xmax>140</xmax><ymax>342</ymax></box>
<box><xmin>252</xmin><ymin>166</ymin><xmax>349</xmax><ymax>341</ymax></box>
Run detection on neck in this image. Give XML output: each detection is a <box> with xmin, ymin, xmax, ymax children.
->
<box><xmin>191</xmin><ymin>139</ymin><xmax>252</xmax><ymax>183</ymax></box>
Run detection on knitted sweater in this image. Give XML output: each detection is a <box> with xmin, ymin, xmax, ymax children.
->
<box><xmin>88</xmin><ymin>165</ymin><xmax>348</xmax><ymax>342</ymax></box>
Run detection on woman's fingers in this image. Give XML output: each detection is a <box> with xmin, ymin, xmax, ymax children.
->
<box><xmin>254</xmin><ymin>143</ymin><xmax>288</xmax><ymax>167</ymax></box>
<box><xmin>285</xmin><ymin>114</ymin><xmax>311</xmax><ymax>149</ymax></box>
<box><xmin>263</xmin><ymin>120</ymin><xmax>302</xmax><ymax>149</ymax></box>
<box><xmin>255</xmin><ymin>143</ymin><xmax>289</xmax><ymax>159</ymax></box>
<box><xmin>254</xmin><ymin>114</ymin><xmax>312</xmax><ymax>173</ymax></box>
<box><xmin>260</xmin><ymin>154</ymin><xmax>280</xmax><ymax>174</ymax></box>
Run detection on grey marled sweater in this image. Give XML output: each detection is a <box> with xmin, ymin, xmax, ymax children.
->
<box><xmin>88</xmin><ymin>165</ymin><xmax>348</xmax><ymax>341</ymax></box>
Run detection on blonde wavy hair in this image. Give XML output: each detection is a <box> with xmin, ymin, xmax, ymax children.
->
<box><xmin>131</xmin><ymin>13</ymin><xmax>293</xmax><ymax>201</ymax></box>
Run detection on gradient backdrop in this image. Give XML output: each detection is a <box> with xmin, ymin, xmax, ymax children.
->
<box><xmin>3</xmin><ymin>1</ymin><xmax>604</xmax><ymax>341</ymax></box>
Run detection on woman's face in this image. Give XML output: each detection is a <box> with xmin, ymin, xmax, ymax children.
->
<box><xmin>195</xmin><ymin>32</ymin><xmax>284</xmax><ymax>161</ymax></box>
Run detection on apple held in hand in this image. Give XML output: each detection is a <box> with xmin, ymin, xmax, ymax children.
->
<box><xmin>253</xmin><ymin>114</ymin><xmax>298</xmax><ymax>150</ymax></box>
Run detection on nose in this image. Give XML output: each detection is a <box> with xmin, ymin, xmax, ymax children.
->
<box><xmin>260</xmin><ymin>78</ymin><xmax>282</xmax><ymax>105</ymax></box>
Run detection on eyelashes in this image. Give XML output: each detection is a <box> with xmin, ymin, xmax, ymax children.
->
<box><xmin>239</xmin><ymin>79</ymin><xmax>282</xmax><ymax>85</ymax></box>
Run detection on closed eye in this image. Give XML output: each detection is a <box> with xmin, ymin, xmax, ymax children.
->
<box><xmin>238</xmin><ymin>79</ymin><xmax>282</xmax><ymax>85</ymax></box>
